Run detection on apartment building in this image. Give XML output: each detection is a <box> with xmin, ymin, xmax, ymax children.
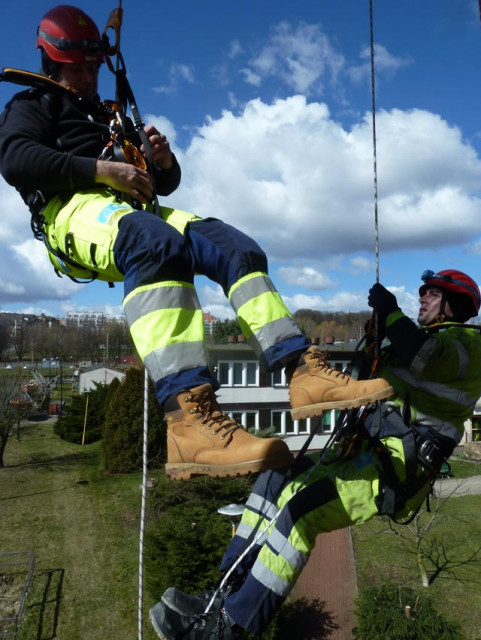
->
<box><xmin>207</xmin><ymin>337</ymin><xmax>358</xmax><ymax>452</ymax></box>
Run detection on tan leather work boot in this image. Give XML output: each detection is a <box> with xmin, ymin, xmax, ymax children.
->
<box><xmin>289</xmin><ymin>347</ymin><xmax>393</xmax><ymax>419</ymax></box>
<box><xmin>165</xmin><ymin>384</ymin><xmax>293</xmax><ymax>480</ymax></box>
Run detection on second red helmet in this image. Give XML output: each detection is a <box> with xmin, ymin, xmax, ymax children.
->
<box><xmin>419</xmin><ymin>269</ymin><xmax>480</xmax><ymax>319</ymax></box>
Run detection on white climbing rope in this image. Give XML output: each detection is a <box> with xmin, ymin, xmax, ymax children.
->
<box><xmin>369</xmin><ymin>0</ymin><xmax>380</xmax><ymax>285</ymax></box>
<box><xmin>138</xmin><ymin>367</ymin><xmax>149</xmax><ymax>640</ymax></box>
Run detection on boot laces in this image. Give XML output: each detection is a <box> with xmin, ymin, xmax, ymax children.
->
<box><xmin>187</xmin><ymin>389</ymin><xmax>242</xmax><ymax>438</ymax></box>
<box><xmin>308</xmin><ymin>350</ymin><xmax>350</xmax><ymax>381</ymax></box>
<box><xmin>191</xmin><ymin>607</ymin><xmax>229</xmax><ymax>637</ymax></box>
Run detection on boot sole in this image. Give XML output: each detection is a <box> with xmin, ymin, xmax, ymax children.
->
<box><xmin>165</xmin><ymin>453</ymin><xmax>293</xmax><ymax>481</ymax></box>
<box><xmin>290</xmin><ymin>385</ymin><xmax>394</xmax><ymax>420</ymax></box>
<box><xmin>149</xmin><ymin>603</ymin><xmax>169</xmax><ymax>639</ymax></box>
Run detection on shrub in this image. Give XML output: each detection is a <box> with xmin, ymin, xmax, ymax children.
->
<box><xmin>354</xmin><ymin>583</ymin><xmax>465</xmax><ymax>640</ymax></box>
<box><xmin>146</xmin><ymin>474</ymin><xmax>253</xmax><ymax>601</ymax></box>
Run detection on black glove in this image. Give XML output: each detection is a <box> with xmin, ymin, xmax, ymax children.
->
<box><xmin>368</xmin><ymin>283</ymin><xmax>400</xmax><ymax>321</ymax></box>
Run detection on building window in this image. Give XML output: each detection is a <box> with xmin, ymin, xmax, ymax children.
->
<box><xmin>218</xmin><ymin>362</ymin><xmax>229</xmax><ymax>386</ymax></box>
<box><xmin>322</xmin><ymin>409</ymin><xmax>339</xmax><ymax>433</ymax></box>
<box><xmin>271</xmin><ymin>369</ymin><xmax>287</xmax><ymax>386</ymax></box>
<box><xmin>246</xmin><ymin>362</ymin><xmax>257</xmax><ymax>385</ymax></box>
<box><xmin>218</xmin><ymin>361</ymin><xmax>259</xmax><ymax>387</ymax></box>
<box><xmin>245</xmin><ymin>411</ymin><xmax>258</xmax><ymax>429</ymax></box>
<box><xmin>230</xmin><ymin>411</ymin><xmax>259</xmax><ymax>430</ymax></box>
<box><xmin>285</xmin><ymin>412</ymin><xmax>296</xmax><ymax>434</ymax></box>
<box><xmin>271</xmin><ymin>411</ymin><xmax>283</xmax><ymax>433</ymax></box>
<box><xmin>296</xmin><ymin>418</ymin><xmax>310</xmax><ymax>434</ymax></box>
<box><xmin>233</xmin><ymin>362</ymin><xmax>243</xmax><ymax>385</ymax></box>
<box><xmin>270</xmin><ymin>411</ymin><xmax>313</xmax><ymax>436</ymax></box>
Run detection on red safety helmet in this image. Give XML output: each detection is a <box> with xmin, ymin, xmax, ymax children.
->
<box><xmin>419</xmin><ymin>269</ymin><xmax>481</xmax><ymax>320</ymax></box>
<box><xmin>37</xmin><ymin>5</ymin><xmax>104</xmax><ymax>64</ymax></box>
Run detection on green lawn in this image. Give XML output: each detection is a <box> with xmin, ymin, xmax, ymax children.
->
<box><xmin>449</xmin><ymin>456</ymin><xmax>481</xmax><ymax>477</ymax></box>
<box><xmin>0</xmin><ymin>419</ymin><xmax>159</xmax><ymax>640</ymax></box>
<box><xmin>352</xmin><ymin>475</ymin><xmax>481</xmax><ymax>640</ymax></box>
<box><xmin>2</xmin><ymin>421</ymin><xmax>481</xmax><ymax>640</ymax></box>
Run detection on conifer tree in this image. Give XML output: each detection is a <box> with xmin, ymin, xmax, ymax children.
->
<box><xmin>54</xmin><ymin>381</ymin><xmax>109</xmax><ymax>444</ymax></box>
<box><xmin>102</xmin><ymin>367</ymin><xmax>165</xmax><ymax>473</ymax></box>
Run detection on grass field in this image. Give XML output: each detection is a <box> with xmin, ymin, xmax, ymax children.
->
<box><xmin>0</xmin><ymin>418</ymin><xmax>159</xmax><ymax>640</ymax></box>
<box><xmin>352</xmin><ymin>460</ymin><xmax>481</xmax><ymax>640</ymax></box>
<box><xmin>2</xmin><ymin>420</ymin><xmax>481</xmax><ymax>639</ymax></box>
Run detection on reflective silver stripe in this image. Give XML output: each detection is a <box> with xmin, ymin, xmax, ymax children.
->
<box><xmin>411</xmin><ymin>337</ymin><xmax>438</xmax><ymax>375</ymax></box>
<box><xmin>245</xmin><ymin>493</ymin><xmax>279</xmax><ymax>521</ymax></box>
<box><xmin>248</xmin><ymin>316</ymin><xmax>302</xmax><ymax>356</ymax></box>
<box><xmin>267</xmin><ymin>529</ymin><xmax>308</xmax><ymax>571</ymax></box>
<box><xmin>414</xmin><ymin>413</ymin><xmax>461</xmax><ymax>442</ymax></box>
<box><xmin>235</xmin><ymin>522</ymin><xmax>268</xmax><ymax>546</ymax></box>
<box><xmin>235</xmin><ymin>522</ymin><xmax>254</xmax><ymax>541</ymax></box>
<box><xmin>251</xmin><ymin>561</ymin><xmax>292</xmax><ymax>597</ymax></box>
<box><xmin>386</xmin><ymin>366</ymin><xmax>478</xmax><ymax>410</ymax></box>
<box><xmin>123</xmin><ymin>285</ymin><xmax>201</xmax><ymax>327</ymax></box>
<box><xmin>412</xmin><ymin>336</ymin><xmax>470</xmax><ymax>380</ymax></box>
<box><xmin>229</xmin><ymin>274</ymin><xmax>278</xmax><ymax>312</ymax></box>
<box><xmin>453</xmin><ymin>339</ymin><xmax>470</xmax><ymax>379</ymax></box>
<box><xmin>144</xmin><ymin>341</ymin><xmax>207</xmax><ymax>382</ymax></box>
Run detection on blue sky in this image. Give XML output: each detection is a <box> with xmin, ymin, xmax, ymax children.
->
<box><xmin>1</xmin><ymin>0</ymin><xmax>481</xmax><ymax>323</ymax></box>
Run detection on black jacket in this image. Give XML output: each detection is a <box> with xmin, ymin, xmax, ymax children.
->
<box><xmin>0</xmin><ymin>87</ymin><xmax>181</xmax><ymax>210</ymax></box>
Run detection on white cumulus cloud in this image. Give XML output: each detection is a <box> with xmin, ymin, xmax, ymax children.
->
<box><xmin>167</xmin><ymin>96</ymin><xmax>481</xmax><ymax>264</ymax></box>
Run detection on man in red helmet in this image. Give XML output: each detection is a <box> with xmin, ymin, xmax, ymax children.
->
<box><xmin>150</xmin><ymin>269</ymin><xmax>481</xmax><ymax>640</ymax></box>
<box><xmin>0</xmin><ymin>5</ymin><xmax>393</xmax><ymax>480</ymax></box>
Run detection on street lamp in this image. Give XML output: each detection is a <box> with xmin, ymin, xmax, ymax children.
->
<box><xmin>217</xmin><ymin>503</ymin><xmax>244</xmax><ymax>538</ymax></box>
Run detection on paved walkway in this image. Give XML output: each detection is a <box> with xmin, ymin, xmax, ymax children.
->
<box><xmin>290</xmin><ymin>475</ymin><xmax>481</xmax><ymax>639</ymax></box>
<box><xmin>434</xmin><ymin>474</ymin><xmax>481</xmax><ymax>497</ymax></box>
<box><xmin>291</xmin><ymin>528</ymin><xmax>357</xmax><ymax>640</ymax></box>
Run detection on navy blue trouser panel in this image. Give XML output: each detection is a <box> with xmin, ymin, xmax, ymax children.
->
<box><xmin>187</xmin><ymin>217</ymin><xmax>268</xmax><ymax>295</ymax></box>
<box><xmin>154</xmin><ymin>368</ymin><xmax>218</xmax><ymax>406</ymax></box>
<box><xmin>113</xmin><ymin>211</ymin><xmax>196</xmax><ymax>294</ymax></box>
<box><xmin>220</xmin><ymin>458</ymin><xmax>315</xmax><ymax>573</ymax></box>
<box><xmin>187</xmin><ymin>217</ymin><xmax>309</xmax><ymax>367</ymax></box>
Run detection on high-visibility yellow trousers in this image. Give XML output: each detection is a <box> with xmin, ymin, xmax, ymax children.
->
<box><xmin>42</xmin><ymin>188</ymin><xmax>308</xmax><ymax>403</ymax></box>
<box><xmin>220</xmin><ymin>437</ymin><xmax>431</xmax><ymax>635</ymax></box>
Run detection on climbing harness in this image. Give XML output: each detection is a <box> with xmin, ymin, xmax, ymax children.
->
<box><xmin>0</xmin><ymin>0</ymin><xmax>160</xmax><ymax>286</ymax></box>
<box><xmin>0</xmin><ymin>69</ymin><xmax>105</xmax><ymax>282</ymax></box>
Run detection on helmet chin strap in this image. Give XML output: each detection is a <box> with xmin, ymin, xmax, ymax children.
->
<box><xmin>430</xmin><ymin>292</ymin><xmax>453</xmax><ymax>325</ymax></box>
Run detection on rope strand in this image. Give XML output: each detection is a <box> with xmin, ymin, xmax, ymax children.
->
<box><xmin>369</xmin><ymin>0</ymin><xmax>380</xmax><ymax>284</ymax></box>
<box><xmin>138</xmin><ymin>367</ymin><xmax>149</xmax><ymax>640</ymax></box>
<box><xmin>369</xmin><ymin>0</ymin><xmax>382</xmax><ymax>358</ymax></box>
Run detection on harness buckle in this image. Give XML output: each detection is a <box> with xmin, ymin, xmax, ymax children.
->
<box><xmin>418</xmin><ymin>438</ymin><xmax>444</xmax><ymax>474</ymax></box>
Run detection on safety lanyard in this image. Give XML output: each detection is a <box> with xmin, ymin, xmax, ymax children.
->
<box><xmin>102</xmin><ymin>5</ymin><xmax>162</xmax><ymax>216</ymax></box>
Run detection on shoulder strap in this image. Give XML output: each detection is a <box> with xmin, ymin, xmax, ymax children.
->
<box><xmin>0</xmin><ymin>67</ymin><xmax>76</xmax><ymax>96</ymax></box>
